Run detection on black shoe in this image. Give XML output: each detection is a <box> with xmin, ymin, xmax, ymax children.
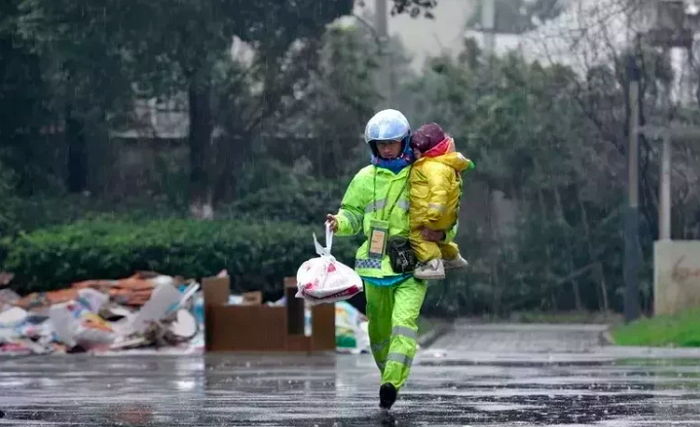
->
<box><xmin>379</xmin><ymin>383</ymin><xmax>397</xmax><ymax>409</ymax></box>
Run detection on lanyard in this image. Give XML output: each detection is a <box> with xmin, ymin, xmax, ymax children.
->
<box><xmin>372</xmin><ymin>166</ymin><xmax>411</xmax><ymax>221</ymax></box>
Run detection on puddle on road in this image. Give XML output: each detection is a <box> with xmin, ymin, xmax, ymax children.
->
<box><xmin>2</xmin><ymin>355</ymin><xmax>700</xmax><ymax>426</ymax></box>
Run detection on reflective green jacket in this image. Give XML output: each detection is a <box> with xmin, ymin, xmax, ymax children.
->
<box><xmin>336</xmin><ymin>165</ymin><xmax>412</xmax><ymax>278</ymax></box>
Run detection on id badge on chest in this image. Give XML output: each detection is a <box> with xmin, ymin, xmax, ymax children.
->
<box><xmin>368</xmin><ymin>218</ymin><xmax>389</xmax><ymax>259</ymax></box>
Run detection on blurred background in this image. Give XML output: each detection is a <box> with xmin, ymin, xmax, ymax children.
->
<box><xmin>2</xmin><ymin>0</ymin><xmax>700</xmax><ymax>319</ymax></box>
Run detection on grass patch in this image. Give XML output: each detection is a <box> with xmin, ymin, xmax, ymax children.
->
<box><xmin>612</xmin><ymin>307</ymin><xmax>700</xmax><ymax>347</ymax></box>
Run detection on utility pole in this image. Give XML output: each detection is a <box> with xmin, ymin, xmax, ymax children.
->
<box><xmin>659</xmin><ymin>44</ymin><xmax>673</xmax><ymax>241</ymax></box>
<box><xmin>659</xmin><ymin>132</ymin><xmax>672</xmax><ymax>240</ymax></box>
<box><xmin>481</xmin><ymin>0</ymin><xmax>496</xmax><ymax>56</ymax></box>
<box><xmin>374</xmin><ymin>0</ymin><xmax>387</xmax><ymax>41</ymax></box>
<box><xmin>624</xmin><ymin>55</ymin><xmax>642</xmax><ymax>322</ymax></box>
<box><xmin>374</xmin><ymin>0</ymin><xmax>392</xmax><ymax>106</ymax></box>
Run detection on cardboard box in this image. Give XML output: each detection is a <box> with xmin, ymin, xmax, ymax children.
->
<box><xmin>207</xmin><ymin>305</ymin><xmax>287</xmax><ymax>351</ymax></box>
<box><xmin>202</xmin><ymin>277</ymin><xmax>229</xmax><ymax>306</ymax></box>
<box><xmin>242</xmin><ymin>291</ymin><xmax>262</xmax><ymax>305</ymax></box>
<box><xmin>203</xmin><ymin>276</ymin><xmax>335</xmax><ymax>352</ymax></box>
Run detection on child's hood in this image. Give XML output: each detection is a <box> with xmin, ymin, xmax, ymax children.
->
<box><xmin>431</xmin><ymin>152</ymin><xmax>475</xmax><ymax>172</ymax></box>
<box><xmin>419</xmin><ymin>137</ymin><xmax>475</xmax><ymax>172</ymax></box>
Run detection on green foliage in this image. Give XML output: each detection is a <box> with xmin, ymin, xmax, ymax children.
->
<box><xmin>4</xmin><ymin>219</ymin><xmax>356</xmax><ymax>296</ymax></box>
<box><xmin>0</xmin><ymin>178</ymin><xmax>358</xmax><ymax>297</ymax></box>
<box><xmin>221</xmin><ymin>179</ymin><xmax>345</xmax><ymax>225</ymax></box>
<box><xmin>612</xmin><ymin>308</ymin><xmax>700</xmax><ymax>347</ymax></box>
<box><xmin>4</xmin><ymin>176</ymin><xmax>345</xmax><ymax>234</ymax></box>
<box><xmin>405</xmin><ymin>43</ymin><xmax>700</xmax><ymax>316</ymax></box>
<box><xmin>4</xmin><ymin>0</ymin><xmax>699</xmax><ymax>319</ymax></box>
<box><xmin>13</xmin><ymin>0</ymin><xmax>356</xmax><ymax>200</ymax></box>
<box><xmin>267</xmin><ymin>21</ymin><xmax>380</xmax><ymax>179</ymax></box>
<box><xmin>8</xmin><ymin>195</ymin><xmax>186</xmax><ymax>233</ymax></box>
<box><xmin>0</xmin><ymin>1</ymin><xmax>54</xmax><ymax>194</ymax></box>
<box><xmin>403</xmin><ymin>51</ymin><xmax>626</xmax><ymax>314</ymax></box>
<box><xmin>0</xmin><ymin>164</ymin><xmax>17</xmax><ymax>237</ymax></box>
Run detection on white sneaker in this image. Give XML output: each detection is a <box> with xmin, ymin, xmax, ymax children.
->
<box><xmin>443</xmin><ymin>255</ymin><xmax>469</xmax><ymax>270</ymax></box>
<box><xmin>414</xmin><ymin>259</ymin><xmax>446</xmax><ymax>280</ymax></box>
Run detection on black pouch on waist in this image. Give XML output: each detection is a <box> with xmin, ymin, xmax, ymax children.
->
<box><xmin>387</xmin><ymin>236</ymin><xmax>417</xmax><ymax>274</ymax></box>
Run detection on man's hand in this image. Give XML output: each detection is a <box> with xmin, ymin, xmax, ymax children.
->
<box><xmin>421</xmin><ymin>228</ymin><xmax>445</xmax><ymax>242</ymax></box>
<box><xmin>326</xmin><ymin>214</ymin><xmax>339</xmax><ymax>232</ymax></box>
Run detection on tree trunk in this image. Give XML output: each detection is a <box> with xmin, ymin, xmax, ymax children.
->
<box><xmin>65</xmin><ymin>110</ymin><xmax>88</xmax><ymax>193</ymax></box>
<box><xmin>554</xmin><ymin>187</ymin><xmax>583</xmax><ymax>311</ymax></box>
<box><xmin>214</xmin><ymin>133</ymin><xmax>251</xmax><ymax>202</ymax></box>
<box><xmin>536</xmin><ymin>189</ymin><xmax>557</xmax><ymax>310</ymax></box>
<box><xmin>576</xmin><ymin>186</ymin><xmax>609</xmax><ymax>313</ymax></box>
<box><xmin>188</xmin><ymin>79</ymin><xmax>214</xmax><ymax>219</ymax></box>
<box><xmin>486</xmin><ymin>185</ymin><xmax>502</xmax><ymax>315</ymax></box>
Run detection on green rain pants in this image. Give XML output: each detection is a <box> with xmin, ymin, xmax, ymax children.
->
<box><xmin>364</xmin><ymin>277</ymin><xmax>427</xmax><ymax>389</ymax></box>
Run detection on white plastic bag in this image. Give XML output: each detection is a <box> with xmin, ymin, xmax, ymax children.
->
<box><xmin>296</xmin><ymin>223</ymin><xmax>363</xmax><ymax>305</ymax></box>
<box><xmin>130</xmin><ymin>282</ymin><xmax>182</xmax><ymax>334</ymax></box>
<box><xmin>49</xmin><ymin>302</ymin><xmax>115</xmax><ymax>349</ymax></box>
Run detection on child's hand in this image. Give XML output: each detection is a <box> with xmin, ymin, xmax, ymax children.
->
<box><xmin>326</xmin><ymin>214</ymin><xmax>339</xmax><ymax>232</ymax></box>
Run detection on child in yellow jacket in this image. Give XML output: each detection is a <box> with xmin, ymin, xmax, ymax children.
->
<box><xmin>409</xmin><ymin>123</ymin><xmax>474</xmax><ymax>280</ymax></box>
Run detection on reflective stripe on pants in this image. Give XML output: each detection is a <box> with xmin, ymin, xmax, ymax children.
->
<box><xmin>365</xmin><ymin>277</ymin><xmax>427</xmax><ymax>389</ymax></box>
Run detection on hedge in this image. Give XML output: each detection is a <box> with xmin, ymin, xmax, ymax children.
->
<box><xmin>3</xmin><ymin>219</ymin><xmax>357</xmax><ymax>296</ymax></box>
<box><xmin>219</xmin><ymin>180</ymin><xmax>345</xmax><ymax>224</ymax></box>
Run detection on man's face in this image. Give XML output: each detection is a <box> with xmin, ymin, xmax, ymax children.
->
<box><xmin>376</xmin><ymin>140</ymin><xmax>402</xmax><ymax>159</ymax></box>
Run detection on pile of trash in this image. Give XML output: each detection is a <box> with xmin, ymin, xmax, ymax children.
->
<box><xmin>0</xmin><ymin>270</ymin><xmax>371</xmax><ymax>355</ymax></box>
<box><xmin>334</xmin><ymin>301</ymin><xmax>369</xmax><ymax>354</ymax></box>
<box><xmin>0</xmin><ymin>272</ymin><xmax>203</xmax><ymax>355</ymax></box>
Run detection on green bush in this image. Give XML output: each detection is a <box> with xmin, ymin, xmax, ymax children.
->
<box><xmin>220</xmin><ymin>179</ymin><xmax>346</xmax><ymax>225</ymax></box>
<box><xmin>4</xmin><ymin>219</ymin><xmax>356</xmax><ymax>296</ymax></box>
<box><xmin>9</xmin><ymin>194</ymin><xmax>186</xmax><ymax>233</ymax></box>
<box><xmin>3</xmin><ymin>179</ymin><xmax>345</xmax><ymax>236</ymax></box>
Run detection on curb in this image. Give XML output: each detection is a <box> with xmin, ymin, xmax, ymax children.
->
<box><xmin>598</xmin><ymin>325</ymin><xmax>617</xmax><ymax>346</ymax></box>
<box><xmin>599</xmin><ymin>326</ymin><xmax>615</xmax><ymax>346</ymax></box>
<box><xmin>418</xmin><ymin>321</ymin><xmax>453</xmax><ymax>349</ymax></box>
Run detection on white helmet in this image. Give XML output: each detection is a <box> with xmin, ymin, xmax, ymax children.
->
<box><xmin>364</xmin><ymin>109</ymin><xmax>411</xmax><ymax>144</ymax></box>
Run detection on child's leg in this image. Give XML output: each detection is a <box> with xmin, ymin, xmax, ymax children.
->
<box><xmin>409</xmin><ymin>228</ymin><xmax>441</xmax><ymax>263</ymax></box>
<box><xmin>411</xmin><ymin>229</ymin><xmax>446</xmax><ymax>279</ymax></box>
<box><xmin>438</xmin><ymin>241</ymin><xmax>460</xmax><ymax>260</ymax></box>
<box><xmin>440</xmin><ymin>241</ymin><xmax>469</xmax><ymax>270</ymax></box>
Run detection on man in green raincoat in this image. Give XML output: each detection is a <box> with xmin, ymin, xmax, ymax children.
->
<box><xmin>326</xmin><ymin>109</ymin><xmax>452</xmax><ymax>410</ymax></box>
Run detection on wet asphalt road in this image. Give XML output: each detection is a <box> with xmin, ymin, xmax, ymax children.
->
<box><xmin>2</xmin><ymin>323</ymin><xmax>700</xmax><ymax>426</ymax></box>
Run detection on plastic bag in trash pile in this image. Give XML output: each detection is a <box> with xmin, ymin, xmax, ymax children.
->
<box><xmin>50</xmin><ymin>301</ymin><xmax>115</xmax><ymax>349</ymax></box>
<box><xmin>335</xmin><ymin>301</ymin><xmax>369</xmax><ymax>353</ymax></box>
<box><xmin>296</xmin><ymin>224</ymin><xmax>363</xmax><ymax>305</ymax></box>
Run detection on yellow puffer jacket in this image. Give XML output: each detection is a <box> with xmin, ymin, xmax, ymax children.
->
<box><xmin>409</xmin><ymin>143</ymin><xmax>474</xmax><ymax>231</ymax></box>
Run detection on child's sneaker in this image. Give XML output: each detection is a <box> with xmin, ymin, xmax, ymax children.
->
<box><xmin>414</xmin><ymin>259</ymin><xmax>445</xmax><ymax>280</ymax></box>
<box><xmin>444</xmin><ymin>254</ymin><xmax>469</xmax><ymax>270</ymax></box>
